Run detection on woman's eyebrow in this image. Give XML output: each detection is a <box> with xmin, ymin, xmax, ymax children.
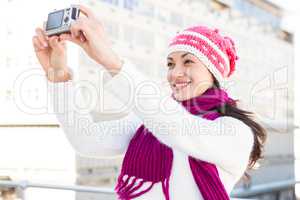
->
<box><xmin>181</xmin><ymin>53</ymin><xmax>189</xmax><ymax>58</ymax></box>
<box><xmin>167</xmin><ymin>53</ymin><xmax>190</xmax><ymax>61</ymax></box>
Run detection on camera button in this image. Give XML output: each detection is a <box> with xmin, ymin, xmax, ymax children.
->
<box><xmin>64</xmin><ymin>17</ymin><xmax>69</xmax><ymax>23</ymax></box>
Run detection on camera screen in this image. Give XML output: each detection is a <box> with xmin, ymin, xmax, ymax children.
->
<box><xmin>46</xmin><ymin>10</ymin><xmax>64</xmax><ymax>30</ymax></box>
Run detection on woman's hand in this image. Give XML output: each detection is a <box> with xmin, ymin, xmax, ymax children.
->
<box><xmin>32</xmin><ymin>28</ymin><xmax>71</xmax><ymax>82</ymax></box>
<box><xmin>59</xmin><ymin>5</ymin><xmax>123</xmax><ymax>76</ymax></box>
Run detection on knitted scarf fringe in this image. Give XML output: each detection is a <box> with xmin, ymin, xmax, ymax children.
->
<box><xmin>115</xmin><ymin>174</ymin><xmax>170</xmax><ymax>200</ymax></box>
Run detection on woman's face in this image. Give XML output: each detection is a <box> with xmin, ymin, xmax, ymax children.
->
<box><xmin>167</xmin><ymin>51</ymin><xmax>214</xmax><ymax>101</ymax></box>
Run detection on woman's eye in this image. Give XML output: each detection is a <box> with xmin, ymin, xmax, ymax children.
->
<box><xmin>184</xmin><ymin>60</ymin><xmax>193</xmax><ymax>64</ymax></box>
<box><xmin>167</xmin><ymin>63</ymin><xmax>174</xmax><ymax>68</ymax></box>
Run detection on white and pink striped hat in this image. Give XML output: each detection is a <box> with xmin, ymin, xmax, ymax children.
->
<box><xmin>166</xmin><ymin>25</ymin><xmax>239</xmax><ymax>85</ymax></box>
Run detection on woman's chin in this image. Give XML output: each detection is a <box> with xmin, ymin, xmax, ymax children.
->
<box><xmin>172</xmin><ymin>91</ymin><xmax>192</xmax><ymax>101</ymax></box>
<box><xmin>172</xmin><ymin>88</ymin><xmax>205</xmax><ymax>101</ymax></box>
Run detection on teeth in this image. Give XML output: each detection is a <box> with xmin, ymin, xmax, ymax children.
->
<box><xmin>174</xmin><ymin>82</ymin><xmax>191</xmax><ymax>89</ymax></box>
<box><xmin>176</xmin><ymin>83</ymin><xmax>188</xmax><ymax>86</ymax></box>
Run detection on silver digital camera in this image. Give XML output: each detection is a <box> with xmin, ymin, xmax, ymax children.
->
<box><xmin>44</xmin><ymin>5</ymin><xmax>80</xmax><ymax>36</ymax></box>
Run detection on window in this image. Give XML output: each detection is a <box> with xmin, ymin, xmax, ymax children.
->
<box><xmin>100</xmin><ymin>0</ymin><xmax>119</xmax><ymax>6</ymax></box>
<box><xmin>123</xmin><ymin>0</ymin><xmax>138</xmax><ymax>11</ymax></box>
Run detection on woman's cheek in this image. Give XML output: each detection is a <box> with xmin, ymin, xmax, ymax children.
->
<box><xmin>166</xmin><ymin>70</ymin><xmax>172</xmax><ymax>82</ymax></box>
<box><xmin>189</xmin><ymin>82</ymin><xmax>203</xmax><ymax>96</ymax></box>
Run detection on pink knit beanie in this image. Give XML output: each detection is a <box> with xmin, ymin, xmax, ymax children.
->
<box><xmin>166</xmin><ymin>25</ymin><xmax>239</xmax><ymax>85</ymax></box>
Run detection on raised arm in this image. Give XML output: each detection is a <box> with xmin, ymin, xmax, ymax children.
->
<box><xmin>32</xmin><ymin>7</ymin><xmax>144</xmax><ymax>159</ymax></box>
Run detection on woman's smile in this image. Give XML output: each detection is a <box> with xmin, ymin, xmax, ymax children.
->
<box><xmin>172</xmin><ymin>80</ymin><xmax>192</xmax><ymax>91</ymax></box>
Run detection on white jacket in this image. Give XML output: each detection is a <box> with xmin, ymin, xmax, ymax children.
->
<box><xmin>48</xmin><ymin>59</ymin><xmax>254</xmax><ymax>200</ymax></box>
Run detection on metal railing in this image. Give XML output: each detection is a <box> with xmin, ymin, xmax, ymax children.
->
<box><xmin>0</xmin><ymin>179</ymin><xmax>299</xmax><ymax>200</ymax></box>
<box><xmin>231</xmin><ymin>179</ymin><xmax>299</xmax><ymax>199</ymax></box>
<box><xmin>0</xmin><ymin>180</ymin><xmax>115</xmax><ymax>200</ymax></box>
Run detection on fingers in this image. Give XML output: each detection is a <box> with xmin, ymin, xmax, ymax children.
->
<box><xmin>79</xmin><ymin>4</ymin><xmax>95</xmax><ymax>19</ymax></box>
<box><xmin>48</xmin><ymin>36</ymin><xmax>58</xmax><ymax>48</ymax></box>
<box><xmin>60</xmin><ymin>32</ymin><xmax>86</xmax><ymax>43</ymax></box>
<box><xmin>35</xmin><ymin>28</ymin><xmax>49</xmax><ymax>48</ymax></box>
<box><xmin>48</xmin><ymin>36</ymin><xmax>65</xmax><ymax>52</ymax></box>
<box><xmin>79</xmin><ymin>5</ymin><xmax>104</xmax><ymax>29</ymax></box>
<box><xmin>33</xmin><ymin>30</ymin><xmax>64</xmax><ymax>53</ymax></box>
<box><xmin>59</xmin><ymin>33</ymin><xmax>73</xmax><ymax>41</ymax></box>
<box><xmin>32</xmin><ymin>36</ymin><xmax>45</xmax><ymax>52</ymax></box>
<box><xmin>70</xmin><ymin>17</ymin><xmax>92</xmax><ymax>40</ymax></box>
<box><xmin>79</xmin><ymin>32</ymin><xmax>87</xmax><ymax>42</ymax></box>
<box><xmin>59</xmin><ymin>33</ymin><xmax>80</xmax><ymax>45</ymax></box>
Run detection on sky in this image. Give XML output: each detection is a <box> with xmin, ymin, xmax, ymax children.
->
<box><xmin>267</xmin><ymin>0</ymin><xmax>299</xmax><ymax>32</ymax></box>
<box><xmin>268</xmin><ymin>0</ymin><xmax>298</xmax><ymax>11</ymax></box>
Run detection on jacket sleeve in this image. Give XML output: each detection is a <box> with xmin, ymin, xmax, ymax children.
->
<box><xmin>103</xmin><ymin>58</ymin><xmax>254</xmax><ymax>175</ymax></box>
<box><xmin>48</xmin><ymin>80</ymin><xmax>143</xmax><ymax>159</ymax></box>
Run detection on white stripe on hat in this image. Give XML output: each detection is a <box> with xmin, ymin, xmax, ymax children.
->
<box><xmin>165</xmin><ymin>44</ymin><xmax>226</xmax><ymax>87</ymax></box>
<box><xmin>174</xmin><ymin>30</ymin><xmax>230</xmax><ymax>76</ymax></box>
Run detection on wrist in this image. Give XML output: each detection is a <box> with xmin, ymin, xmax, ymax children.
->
<box><xmin>104</xmin><ymin>56</ymin><xmax>124</xmax><ymax>77</ymax></box>
<box><xmin>46</xmin><ymin>67</ymin><xmax>72</xmax><ymax>82</ymax></box>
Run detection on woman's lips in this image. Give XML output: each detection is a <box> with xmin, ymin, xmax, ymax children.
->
<box><xmin>172</xmin><ymin>81</ymin><xmax>192</xmax><ymax>90</ymax></box>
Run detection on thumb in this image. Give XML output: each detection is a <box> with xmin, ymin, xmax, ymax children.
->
<box><xmin>59</xmin><ymin>33</ymin><xmax>85</xmax><ymax>46</ymax></box>
<box><xmin>48</xmin><ymin>36</ymin><xmax>65</xmax><ymax>53</ymax></box>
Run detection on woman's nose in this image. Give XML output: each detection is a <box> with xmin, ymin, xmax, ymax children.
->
<box><xmin>172</xmin><ymin>65</ymin><xmax>186</xmax><ymax>77</ymax></box>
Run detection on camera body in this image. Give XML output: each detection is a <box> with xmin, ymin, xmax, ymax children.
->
<box><xmin>44</xmin><ymin>5</ymin><xmax>80</xmax><ymax>36</ymax></box>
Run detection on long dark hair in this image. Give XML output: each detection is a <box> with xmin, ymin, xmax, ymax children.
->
<box><xmin>212</xmin><ymin>78</ymin><xmax>267</xmax><ymax>178</ymax></box>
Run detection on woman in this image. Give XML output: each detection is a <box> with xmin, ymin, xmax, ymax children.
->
<box><xmin>32</xmin><ymin>5</ymin><xmax>266</xmax><ymax>200</ymax></box>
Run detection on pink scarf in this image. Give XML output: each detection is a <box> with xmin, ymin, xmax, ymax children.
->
<box><xmin>115</xmin><ymin>88</ymin><xmax>236</xmax><ymax>200</ymax></box>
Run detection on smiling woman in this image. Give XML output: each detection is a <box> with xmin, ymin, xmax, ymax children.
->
<box><xmin>32</xmin><ymin>5</ymin><xmax>266</xmax><ymax>200</ymax></box>
<box><xmin>164</xmin><ymin>25</ymin><xmax>266</xmax><ymax>174</ymax></box>
<box><xmin>166</xmin><ymin>51</ymin><xmax>214</xmax><ymax>101</ymax></box>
